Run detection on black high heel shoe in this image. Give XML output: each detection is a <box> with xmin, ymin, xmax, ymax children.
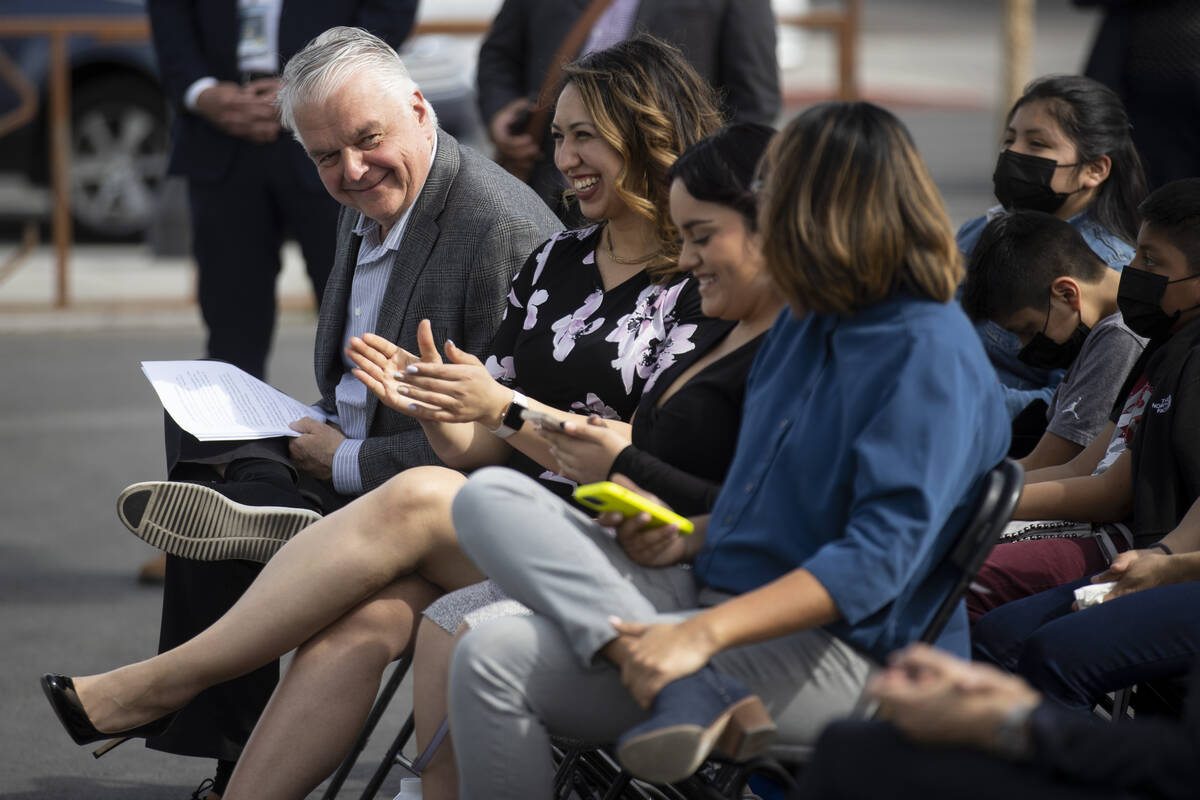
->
<box><xmin>40</xmin><ymin>674</ymin><xmax>177</xmax><ymax>758</ymax></box>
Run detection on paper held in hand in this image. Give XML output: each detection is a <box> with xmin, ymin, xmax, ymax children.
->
<box><xmin>141</xmin><ymin>360</ymin><xmax>326</xmax><ymax>441</ymax></box>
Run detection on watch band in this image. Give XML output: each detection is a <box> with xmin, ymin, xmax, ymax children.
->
<box><xmin>490</xmin><ymin>390</ymin><xmax>528</xmax><ymax>439</ymax></box>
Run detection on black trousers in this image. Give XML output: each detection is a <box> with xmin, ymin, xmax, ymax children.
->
<box><xmin>188</xmin><ymin>134</ymin><xmax>340</xmax><ymax>380</ymax></box>
<box><xmin>146</xmin><ymin>416</ymin><xmax>348</xmax><ymax>762</ymax></box>
<box><xmin>792</xmin><ymin>721</ymin><xmax>1136</xmax><ymax>800</ymax></box>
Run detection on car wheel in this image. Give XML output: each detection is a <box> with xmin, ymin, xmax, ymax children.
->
<box><xmin>69</xmin><ymin>74</ymin><xmax>168</xmax><ymax>240</ymax></box>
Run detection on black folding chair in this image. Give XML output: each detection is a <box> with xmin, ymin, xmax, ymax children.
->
<box><xmin>555</xmin><ymin>458</ymin><xmax>1025</xmax><ymax>800</ymax></box>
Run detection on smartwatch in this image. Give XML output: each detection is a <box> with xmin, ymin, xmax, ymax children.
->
<box><xmin>490</xmin><ymin>390</ymin><xmax>528</xmax><ymax>439</ymax></box>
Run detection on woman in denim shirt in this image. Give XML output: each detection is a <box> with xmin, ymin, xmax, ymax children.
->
<box><xmin>959</xmin><ymin>75</ymin><xmax>1146</xmax><ymax>424</ymax></box>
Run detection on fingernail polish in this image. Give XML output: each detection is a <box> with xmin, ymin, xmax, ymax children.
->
<box><xmin>406</xmin><ymin>365</ymin><xmax>419</xmax><ymax>374</ymax></box>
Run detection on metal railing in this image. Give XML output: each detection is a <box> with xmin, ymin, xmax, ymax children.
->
<box><xmin>0</xmin><ymin>5</ymin><xmax>863</xmax><ymax>308</ymax></box>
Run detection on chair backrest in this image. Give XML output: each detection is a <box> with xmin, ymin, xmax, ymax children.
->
<box><xmin>919</xmin><ymin>458</ymin><xmax>1024</xmax><ymax>645</ymax></box>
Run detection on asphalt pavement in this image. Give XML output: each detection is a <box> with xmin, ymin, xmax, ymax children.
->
<box><xmin>0</xmin><ymin>1</ymin><xmax>1105</xmax><ymax>797</ymax></box>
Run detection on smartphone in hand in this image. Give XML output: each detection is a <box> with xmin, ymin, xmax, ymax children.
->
<box><xmin>520</xmin><ymin>408</ymin><xmax>568</xmax><ymax>430</ymax></box>
<box><xmin>572</xmin><ymin>481</ymin><xmax>694</xmax><ymax>534</ymax></box>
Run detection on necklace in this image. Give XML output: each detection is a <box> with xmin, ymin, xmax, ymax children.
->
<box><xmin>604</xmin><ymin>226</ymin><xmax>659</xmax><ymax>265</ymax></box>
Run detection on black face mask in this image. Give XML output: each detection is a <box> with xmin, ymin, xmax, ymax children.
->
<box><xmin>992</xmin><ymin>150</ymin><xmax>1080</xmax><ymax>214</ymax></box>
<box><xmin>1017</xmin><ymin>297</ymin><xmax>1090</xmax><ymax>369</ymax></box>
<box><xmin>1117</xmin><ymin>266</ymin><xmax>1200</xmax><ymax>341</ymax></box>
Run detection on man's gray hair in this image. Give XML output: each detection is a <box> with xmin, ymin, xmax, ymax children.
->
<box><xmin>277</xmin><ymin>26</ymin><xmax>435</xmax><ymax>137</ymax></box>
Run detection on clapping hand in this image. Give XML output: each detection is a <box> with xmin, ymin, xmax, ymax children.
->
<box><xmin>347</xmin><ymin>321</ymin><xmax>438</xmax><ymax>418</ymax></box>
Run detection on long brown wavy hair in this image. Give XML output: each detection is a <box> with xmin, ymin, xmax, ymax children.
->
<box><xmin>561</xmin><ymin>35</ymin><xmax>724</xmax><ymax>281</ymax></box>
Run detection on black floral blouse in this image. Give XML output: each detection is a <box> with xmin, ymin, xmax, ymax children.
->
<box><xmin>484</xmin><ymin>224</ymin><xmax>705</xmax><ymax>493</ymax></box>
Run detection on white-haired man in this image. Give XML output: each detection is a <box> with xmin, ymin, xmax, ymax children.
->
<box><xmin>126</xmin><ymin>27</ymin><xmax>561</xmax><ymax>798</ymax></box>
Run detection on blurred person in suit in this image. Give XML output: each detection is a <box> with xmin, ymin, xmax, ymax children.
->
<box><xmin>477</xmin><ymin>0</ymin><xmax>780</xmax><ymax>212</ymax></box>
<box><xmin>1075</xmin><ymin>0</ymin><xmax>1200</xmax><ymax>189</ymax></box>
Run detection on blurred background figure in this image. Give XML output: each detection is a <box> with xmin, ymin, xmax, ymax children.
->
<box><xmin>1074</xmin><ymin>0</ymin><xmax>1200</xmax><ymax>189</ymax></box>
<box><xmin>476</xmin><ymin>0</ymin><xmax>781</xmax><ymax>214</ymax></box>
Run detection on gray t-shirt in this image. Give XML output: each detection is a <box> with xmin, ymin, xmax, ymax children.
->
<box><xmin>1046</xmin><ymin>312</ymin><xmax>1148</xmax><ymax>446</ymax></box>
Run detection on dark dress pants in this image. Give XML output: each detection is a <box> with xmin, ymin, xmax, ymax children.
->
<box><xmin>146</xmin><ymin>415</ymin><xmax>348</xmax><ymax>761</ymax></box>
<box><xmin>973</xmin><ymin>577</ymin><xmax>1200</xmax><ymax>712</ymax></box>
<box><xmin>188</xmin><ymin>133</ymin><xmax>340</xmax><ymax>380</ymax></box>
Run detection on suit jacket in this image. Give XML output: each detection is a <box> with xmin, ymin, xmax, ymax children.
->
<box><xmin>312</xmin><ymin>130</ymin><xmax>564</xmax><ymax>493</ymax></box>
<box><xmin>147</xmin><ymin>0</ymin><xmax>417</xmax><ymax>184</ymax></box>
<box><xmin>476</xmin><ymin>0</ymin><xmax>780</xmax><ymax>202</ymax></box>
<box><xmin>478</xmin><ymin>0</ymin><xmax>779</xmax><ymax>125</ymax></box>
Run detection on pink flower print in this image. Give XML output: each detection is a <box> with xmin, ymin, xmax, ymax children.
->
<box><xmin>570</xmin><ymin>392</ymin><xmax>620</xmax><ymax>420</ymax></box>
<box><xmin>485</xmin><ymin>354</ymin><xmax>515</xmax><ymax>382</ymax></box>
<box><xmin>551</xmin><ymin>289</ymin><xmax>606</xmax><ymax>361</ymax></box>
<box><xmin>523</xmin><ymin>289</ymin><xmax>549</xmax><ymax>331</ymax></box>
<box><xmin>531</xmin><ymin>238</ymin><xmax>555</xmax><ymax>285</ymax></box>
<box><xmin>538</xmin><ymin>469</ymin><xmax>578</xmax><ymax>488</ymax></box>
<box><xmin>608</xmin><ymin>280</ymin><xmax>691</xmax><ymax>393</ymax></box>
<box><xmin>583</xmin><ymin>249</ymin><xmax>595</xmax><ymax>266</ymax></box>
<box><xmin>642</xmin><ymin>322</ymin><xmax>698</xmax><ymax>392</ymax></box>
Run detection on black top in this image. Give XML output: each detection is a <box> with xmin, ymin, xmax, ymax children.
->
<box><xmin>485</xmin><ymin>225</ymin><xmax>705</xmax><ymax>494</ymax></box>
<box><xmin>1129</xmin><ymin>314</ymin><xmax>1200</xmax><ymax>546</ymax></box>
<box><xmin>612</xmin><ymin>322</ymin><xmax>765</xmax><ymax>515</ymax></box>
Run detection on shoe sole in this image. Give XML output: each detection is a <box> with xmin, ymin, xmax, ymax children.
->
<box><xmin>117</xmin><ymin>481</ymin><xmax>320</xmax><ymax>564</ymax></box>
<box><xmin>617</xmin><ymin>696</ymin><xmax>776</xmax><ymax>784</ymax></box>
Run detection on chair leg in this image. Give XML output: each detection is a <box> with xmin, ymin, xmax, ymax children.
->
<box><xmin>359</xmin><ymin>711</ymin><xmax>416</xmax><ymax>800</ymax></box>
<box><xmin>321</xmin><ymin>655</ymin><xmax>412</xmax><ymax>800</ymax></box>
<box><xmin>1111</xmin><ymin>686</ymin><xmax>1134</xmax><ymax>723</ymax></box>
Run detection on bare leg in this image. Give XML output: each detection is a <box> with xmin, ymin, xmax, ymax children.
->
<box><xmin>222</xmin><ymin>575</ymin><xmax>442</xmax><ymax>800</ymax></box>
<box><xmin>70</xmin><ymin>466</ymin><xmax>482</xmax><ymax>733</ymax></box>
<box><xmin>412</xmin><ymin>619</ymin><xmax>464</xmax><ymax>800</ymax></box>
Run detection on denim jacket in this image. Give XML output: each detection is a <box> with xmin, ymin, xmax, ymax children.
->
<box><xmin>957</xmin><ymin>206</ymin><xmax>1136</xmax><ymax>418</ymax></box>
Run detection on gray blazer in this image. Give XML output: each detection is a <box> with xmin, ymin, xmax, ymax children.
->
<box><xmin>313</xmin><ymin>129</ymin><xmax>563</xmax><ymax>493</ymax></box>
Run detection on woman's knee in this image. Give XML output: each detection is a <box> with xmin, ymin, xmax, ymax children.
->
<box><xmin>451</xmin><ymin>467</ymin><xmax>536</xmax><ymax>555</ymax></box>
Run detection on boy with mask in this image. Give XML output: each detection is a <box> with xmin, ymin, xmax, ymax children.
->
<box><xmin>962</xmin><ymin>210</ymin><xmax>1146</xmax><ymax>472</ymax></box>
<box><xmin>967</xmin><ymin>178</ymin><xmax>1200</xmax><ymax>621</ymax></box>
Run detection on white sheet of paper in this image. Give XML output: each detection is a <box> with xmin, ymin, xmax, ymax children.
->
<box><xmin>141</xmin><ymin>360</ymin><xmax>325</xmax><ymax>441</ymax></box>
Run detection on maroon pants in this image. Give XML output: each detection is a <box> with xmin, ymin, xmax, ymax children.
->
<box><xmin>966</xmin><ymin>534</ymin><xmax>1131</xmax><ymax>622</ymax></box>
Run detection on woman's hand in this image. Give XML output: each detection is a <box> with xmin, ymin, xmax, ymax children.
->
<box><xmin>388</xmin><ymin>328</ymin><xmax>512</xmax><ymax>427</ymax></box>
<box><xmin>347</xmin><ymin>321</ymin><xmax>440</xmax><ymax>417</ymax></box>
<box><xmin>535</xmin><ymin>415</ymin><xmax>630</xmax><ymax>484</ymax></box>
<box><xmin>1091</xmin><ymin>549</ymin><xmax>1188</xmax><ymax>604</ymax></box>
<box><xmin>609</xmin><ymin>616</ymin><xmax>719</xmax><ymax>708</ymax></box>
<box><xmin>604</xmin><ymin>475</ymin><xmax>700</xmax><ymax>567</ymax></box>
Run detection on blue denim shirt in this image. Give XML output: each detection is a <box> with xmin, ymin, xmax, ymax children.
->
<box><xmin>695</xmin><ymin>297</ymin><xmax>1010</xmax><ymax>662</ymax></box>
<box><xmin>957</xmin><ymin>207</ymin><xmax>1136</xmax><ymax>418</ymax></box>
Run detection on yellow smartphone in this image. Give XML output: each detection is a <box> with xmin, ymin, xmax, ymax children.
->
<box><xmin>572</xmin><ymin>481</ymin><xmax>694</xmax><ymax>534</ymax></box>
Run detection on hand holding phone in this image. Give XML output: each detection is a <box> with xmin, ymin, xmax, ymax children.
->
<box><xmin>572</xmin><ymin>481</ymin><xmax>694</xmax><ymax>534</ymax></box>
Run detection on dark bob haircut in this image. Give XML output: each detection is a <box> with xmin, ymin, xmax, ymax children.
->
<box><xmin>666</xmin><ymin>123</ymin><xmax>775</xmax><ymax>230</ymax></box>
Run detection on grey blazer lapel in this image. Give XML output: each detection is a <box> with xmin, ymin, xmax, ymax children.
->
<box><xmin>364</xmin><ymin>129</ymin><xmax>461</xmax><ymax>426</ymax></box>
<box><xmin>314</xmin><ymin>206</ymin><xmax>362</xmax><ymax>405</ymax></box>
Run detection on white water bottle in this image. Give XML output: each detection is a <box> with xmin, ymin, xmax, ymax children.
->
<box><xmin>392</xmin><ymin>777</ymin><xmax>422</xmax><ymax>800</ymax></box>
